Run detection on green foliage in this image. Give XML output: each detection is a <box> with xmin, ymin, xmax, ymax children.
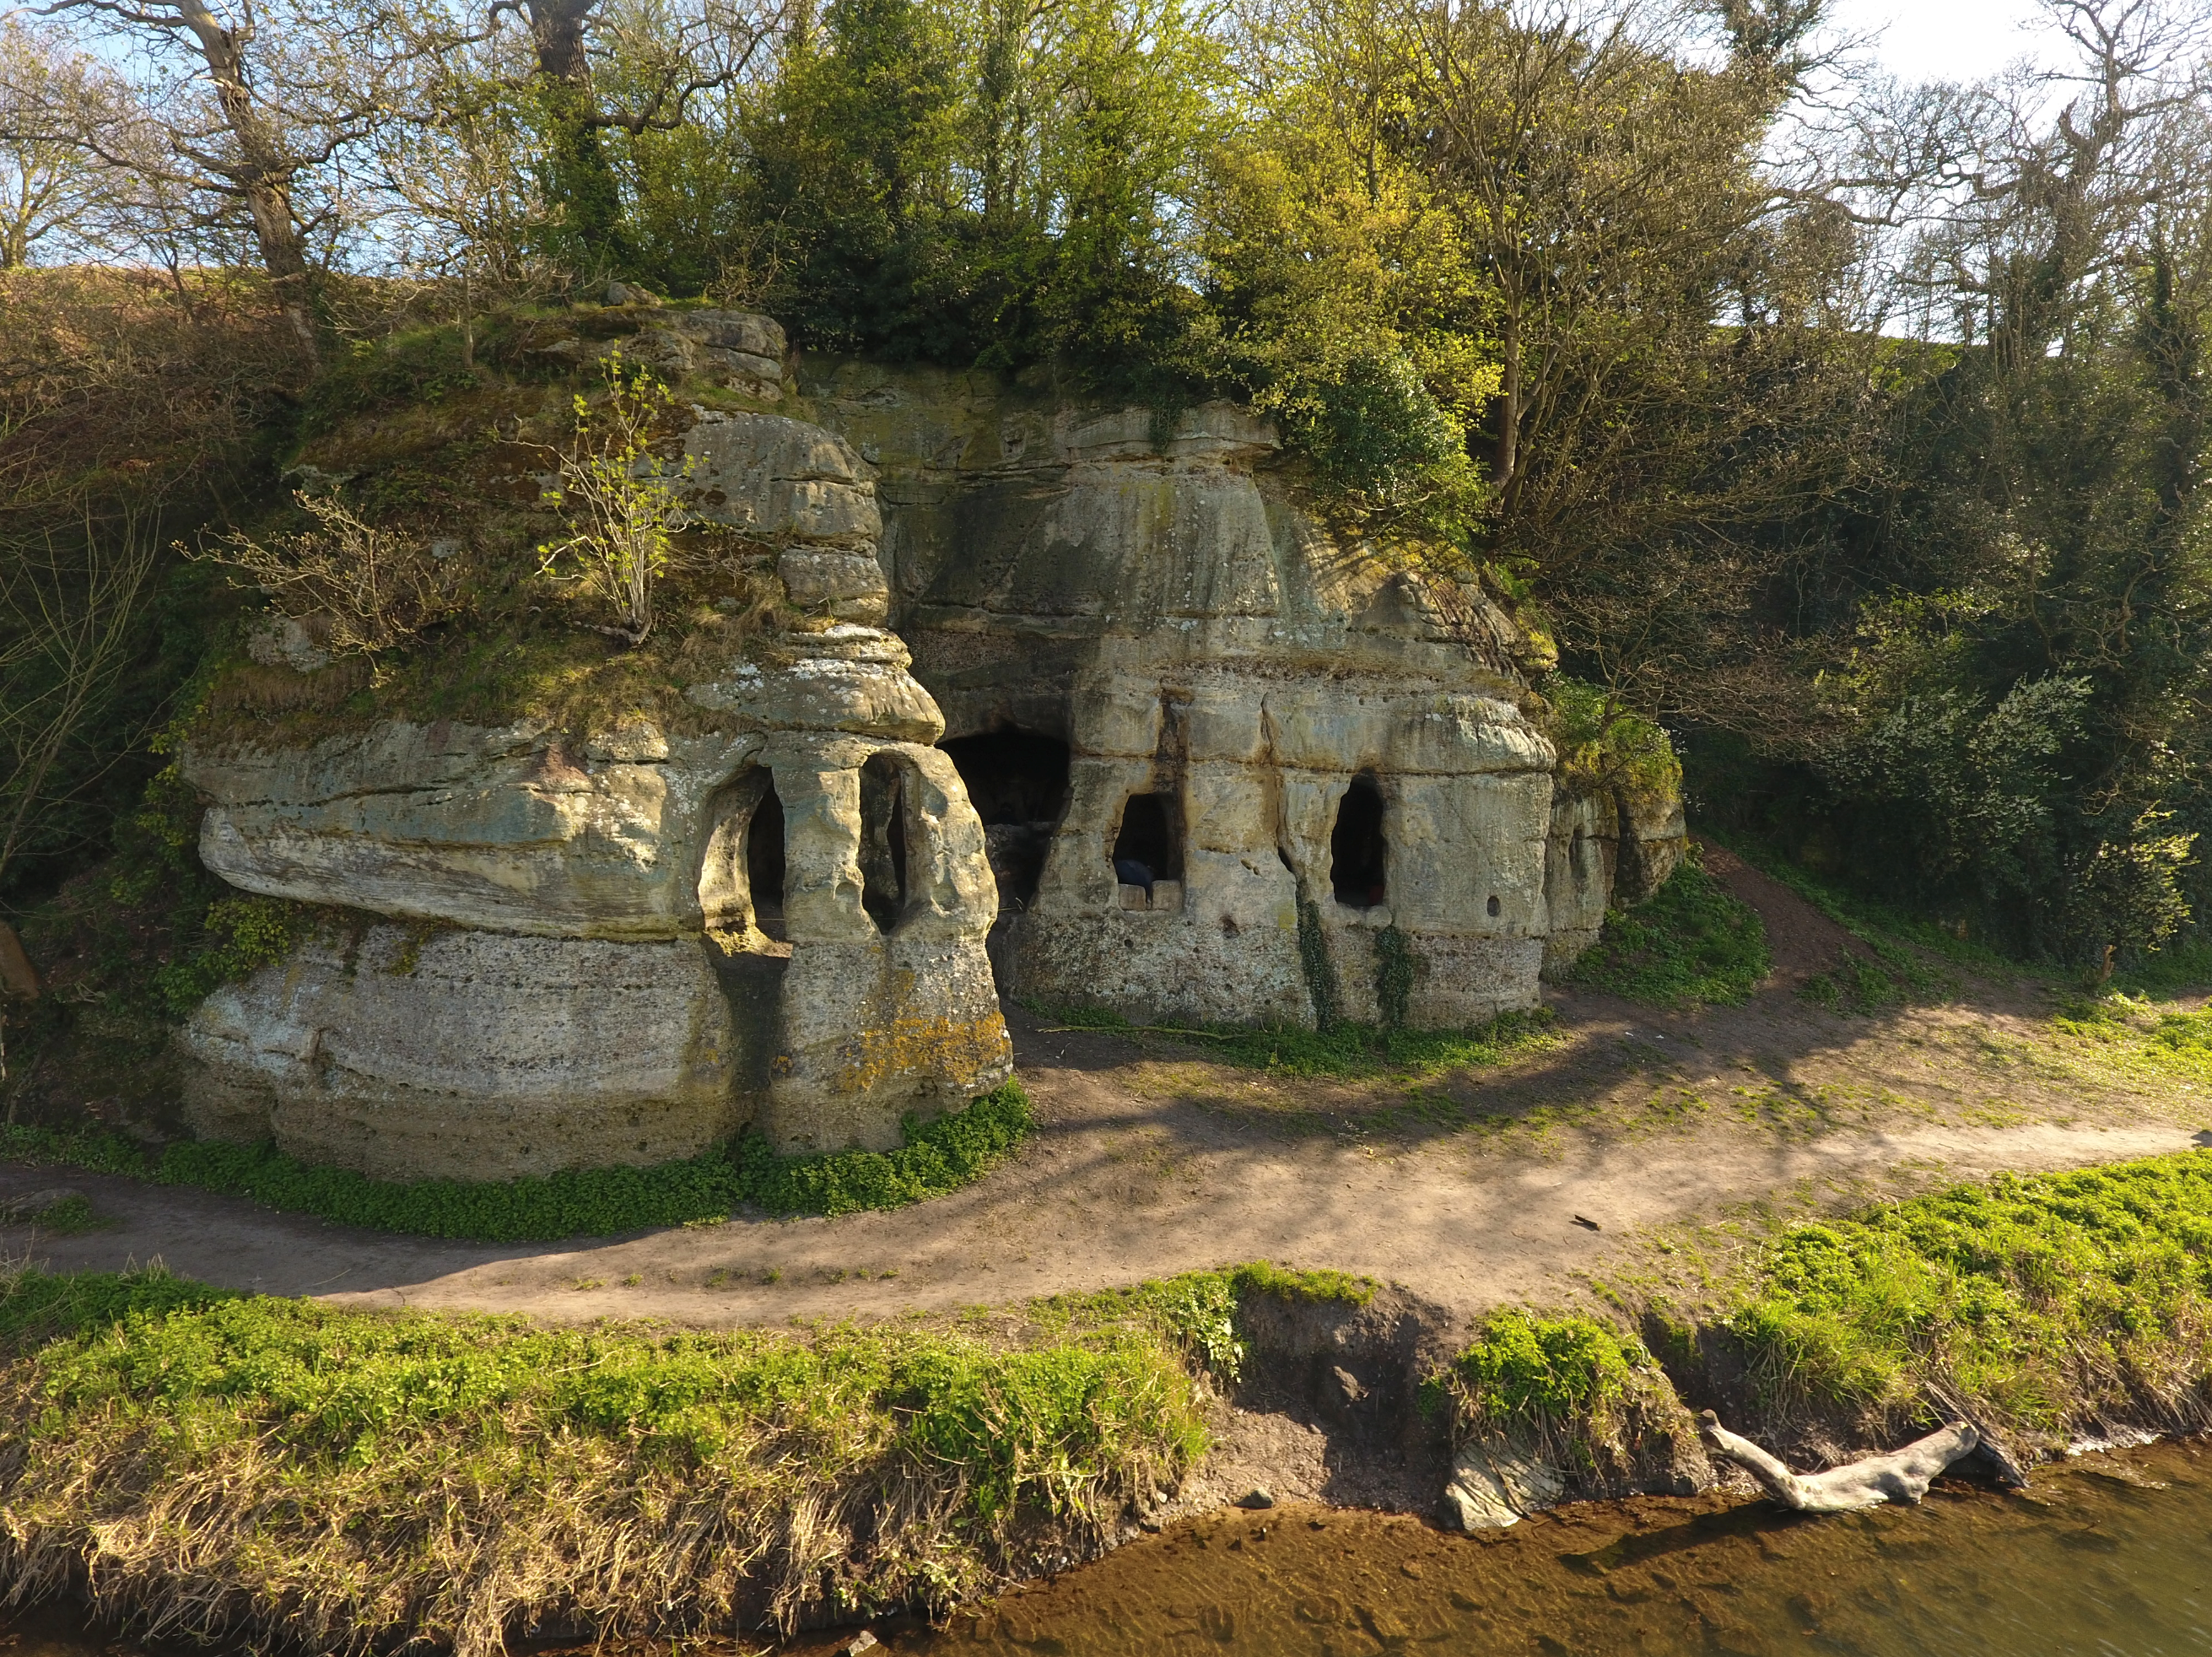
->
<box><xmin>0</xmin><ymin>1082</ymin><xmax>1033</xmax><ymax>1240</ymax></box>
<box><xmin>150</xmin><ymin>894</ymin><xmax>316</xmax><ymax>1016</ymax></box>
<box><xmin>1566</xmin><ymin>855</ymin><xmax>1769</xmax><ymax>1007</ymax></box>
<box><xmin>1447</xmin><ymin>1311</ymin><xmax>1645</xmax><ymax>1433</ymax></box>
<box><xmin>1373</xmin><ymin>925</ymin><xmax>1413</xmax><ymax>1029</ymax></box>
<box><xmin>1294</xmin><ymin>895</ymin><xmax>1337</xmax><ymax>1026</ymax></box>
<box><xmin>0</xmin><ymin>1260</ymin><xmax>238</xmax><ymax>1353</ymax></box>
<box><xmin>1722</xmin><ymin>1150</ymin><xmax>2212</xmax><ymax>1432</ymax></box>
<box><xmin>1033</xmin><ymin>1261</ymin><xmax>1376</xmax><ymax>1384</ymax></box>
<box><xmin>1039</xmin><ymin>1003</ymin><xmax>1554</xmax><ymax>1079</ymax></box>
<box><xmin>1541</xmin><ymin>677</ymin><xmax>1682</xmax><ymax>798</ymax></box>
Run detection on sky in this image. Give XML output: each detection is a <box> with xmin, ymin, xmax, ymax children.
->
<box><xmin>1822</xmin><ymin>0</ymin><xmax>2075</xmax><ymax>83</ymax></box>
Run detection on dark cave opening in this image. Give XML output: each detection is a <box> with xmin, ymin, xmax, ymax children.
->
<box><xmin>1330</xmin><ymin>774</ymin><xmax>1388</xmax><ymax>909</ymax></box>
<box><xmin>860</xmin><ymin>753</ymin><xmax>915</xmax><ymax>932</ymax></box>
<box><xmin>942</xmin><ymin>730</ymin><xmax>1072</xmax><ymax>913</ymax></box>
<box><xmin>746</xmin><ymin>784</ymin><xmax>786</xmax><ymax>936</ymax></box>
<box><xmin>1111</xmin><ymin>792</ymin><xmax>1183</xmax><ymax>893</ymax></box>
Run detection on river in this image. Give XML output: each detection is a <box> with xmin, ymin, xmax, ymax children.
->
<box><xmin>4</xmin><ymin>1443</ymin><xmax>2205</xmax><ymax>1656</ymax></box>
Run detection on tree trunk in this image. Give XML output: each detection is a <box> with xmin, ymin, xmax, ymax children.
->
<box><xmin>168</xmin><ymin>0</ymin><xmax>320</xmax><ymax>352</ymax></box>
<box><xmin>525</xmin><ymin>0</ymin><xmax>626</xmax><ymax>273</ymax></box>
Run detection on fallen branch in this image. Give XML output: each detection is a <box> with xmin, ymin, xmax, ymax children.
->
<box><xmin>1697</xmin><ymin>1411</ymin><xmax>1979</xmax><ymax>1511</ymax></box>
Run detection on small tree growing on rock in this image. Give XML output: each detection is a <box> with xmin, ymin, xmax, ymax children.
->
<box><xmin>535</xmin><ymin>349</ymin><xmax>689</xmax><ymax>646</ymax></box>
<box><xmin>195</xmin><ymin>494</ymin><xmax>466</xmax><ymax>670</ymax></box>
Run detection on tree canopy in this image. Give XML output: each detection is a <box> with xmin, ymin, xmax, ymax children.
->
<box><xmin>3</xmin><ymin>0</ymin><xmax>2211</xmax><ymax>966</ymax></box>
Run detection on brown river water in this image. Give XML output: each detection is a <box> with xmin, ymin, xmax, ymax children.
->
<box><xmin>4</xmin><ymin>1442</ymin><xmax>2206</xmax><ymax>1657</ymax></box>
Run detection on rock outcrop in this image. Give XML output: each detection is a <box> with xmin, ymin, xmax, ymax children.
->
<box><xmin>801</xmin><ymin>360</ymin><xmax>1681</xmax><ymax>1028</ymax></box>
<box><xmin>179</xmin><ymin>364</ymin><xmax>1011</xmax><ymax>1179</ymax></box>
<box><xmin>175</xmin><ymin>312</ymin><xmax>1682</xmax><ymax>1183</ymax></box>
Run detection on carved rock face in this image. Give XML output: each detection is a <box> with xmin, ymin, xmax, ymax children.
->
<box><xmin>179</xmin><ymin>389</ymin><xmax>1010</xmax><ymax>1177</ymax></box>
<box><xmin>795</xmin><ymin>362</ymin><xmax>1664</xmax><ymax>1031</ymax></box>
<box><xmin>176</xmin><ymin>339</ymin><xmax>1681</xmax><ymax>1182</ymax></box>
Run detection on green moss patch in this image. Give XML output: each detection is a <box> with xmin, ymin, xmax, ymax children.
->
<box><xmin>1565</xmin><ymin>855</ymin><xmax>1769</xmax><ymax>1007</ymax></box>
<box><xmin>0</xmin><ymin>1082</ymin><xmax>1033</xmax><ymax>1242</ymax></box>
<box><xmin>0</xmin><ymin>1262</ymin><xmax>1205</xmax><ymax>1653</ymax></box>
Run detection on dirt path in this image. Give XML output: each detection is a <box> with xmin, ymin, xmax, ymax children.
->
<box><xmin>5</xmin><ymin>871</ymin><xmax>2207</xmax><ymax>1335</ymax></box>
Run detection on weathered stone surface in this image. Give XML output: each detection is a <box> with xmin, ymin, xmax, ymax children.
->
<box><xmin>180</xmin><ymin>928</ymin><xmax>745</xmax><ymax>1181</ymax></box>
<box><xmin>1542</xmin><ymin>788</ymin><xmax>1617</xmax><ymax>975</ymax></box>
<box><xmin>683</xmin><ymin>410</ymin><xmax>878</xmax><ymax>544</ymax></box>
<box><xmin>803</xmin><ymin>363</ymin><xmax>1584</xmax><ymax>1029</ymax></box>
<box><xmin>178</xmin><ymin>343</ymin><xmax>1681</xmax><ymax>1179</ymax></box>
<box><xmin>1443</xmin><ymin>1440</ymin><xmax>1566</xmax><ymax>1530</ymax></box>
<box><xmin>186</xmin><ymin>722</ymin><xmax>762</xmax><ymax>939</ymax></box>
<box><xmin>181</xmin><ymin>394</ymin><xmax>1010</xmax><ymax>1174</ymax></box>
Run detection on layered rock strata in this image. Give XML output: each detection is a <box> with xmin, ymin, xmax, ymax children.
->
<box><xmin>179</xmin><ymin>316</ymin><xmax>1685</xmax><ymax>1184</ymax></box>
<box><xmin>180</xmin><ymin>385</ymin><xmax>1011</xmax><ymax>1179</ymax></box>
<box><xmin>801</xmin><ymin>361</ymin><xmax>1683</xmax><ymax>1028</ymax></box>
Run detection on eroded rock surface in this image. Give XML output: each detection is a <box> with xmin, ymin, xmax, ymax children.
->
<box><xmin>176</xmin><ymin>327</ymin><xmax>1680</xmax><ymax>1182</ymax></box>
<box><xmin>801</xmin><ymin>360</ymin><xmax>1678</xmax><ymax>1028</ymax></box>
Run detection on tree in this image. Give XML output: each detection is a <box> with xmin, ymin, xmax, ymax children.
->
<box><xmin>9</xmin><ymin>0</ymin><xmax>395</xmax><ymax>352</ymax></box>
<box><xmin>0</xmin><ymin>17</ymin><xmax>136</xmax><ymax>267</ymax></box>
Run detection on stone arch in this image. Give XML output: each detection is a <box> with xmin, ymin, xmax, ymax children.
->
<box><xmin>697</xmin><ymin>766</ymin><xmax>786</xmax><ymax>941</ymax></box>
<box><xmin>859</xmin><ymin>749</ymin><xmax>925</xmax><ymax>933</ymax></box>
<box><xmin>1330</xmin><ymin>772</ymin><xmax>1389</xmax><ymax>909</ymax></box>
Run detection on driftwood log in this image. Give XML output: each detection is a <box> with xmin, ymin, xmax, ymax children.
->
<box><xmin>1697</xmin><ymin>1411</ymin><xmax>1980</xmax><ymax>1511</ymax></box>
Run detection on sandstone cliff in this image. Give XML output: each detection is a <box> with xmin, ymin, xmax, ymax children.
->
<box><xmin>172</xmin><ymin>308</ymin><xmax>1681</xmax><ymax>1182</ymax></box>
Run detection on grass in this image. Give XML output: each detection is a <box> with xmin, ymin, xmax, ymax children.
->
<box><xmin>1433</xmin><ymin>1310</ymin><xmax>1695</xmax><ymax>1484</ymax></box>
<box><xmin>0</xmin><ymin>1255</ymin><xmax>1395</xmax><ymax>1655</ymax></box>
<box><xmin>0</xmin><ymin>1082</ymin><xmax>1033</xmax><ymax>1241</ymax></box>
<box><xmin>2049</xmin><ymin>995</ymin><xmax>2212</xmax><ymax>1094</ymax></box>
<box><xmin>1710</xmin><ymin>1148</ymin><xmax>2212</xmax><ymax>1444</ymax></box>
<box><xmin>1030</xmin><ymin>1262</ymin><xmax>1378</xmax><ymax>1382</ymax></box>
<box><xmin>0</xmin><ymin>1262</ymin><xmax>1207</xmax><ymax>1655</ymax></box>
<box><xmin>1033</xmin><ymin>1003</ymin><xmax>1556</xmax><ymax>1078</ymax></box>
<box><xmin>1565</xmin><ymin>853</ymin><xmax>1770</xmax><ymax>1007</ymax></box>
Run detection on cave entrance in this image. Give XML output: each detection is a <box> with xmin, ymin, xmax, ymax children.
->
<box><xmin>860</xmin><ymin>752</ymin><xmax>920</xmax><ymax>933</ymax></box>
<box><xmin>1111</xmin><ymin>791</ymin><xmax>1182</xmax><ymax>899</ymax></box>
<box><xmin>747</xmin><ymin>785</ymin><xmax>785</xmax><ymax>936</ymax></box>
<box><xmin>699</xmin><ymin>769</ymin><xmax>786</xmax><ymax>942</ymax></box>
<box><xmin>1330</xmin><ymin>774</ymin><xmax>1388</xmax><ymax>909</ymax></box>
<box><xmin>941</xmin><ymin>730</ymin><xmax>1071</xmax><ymax>913</ymax></box>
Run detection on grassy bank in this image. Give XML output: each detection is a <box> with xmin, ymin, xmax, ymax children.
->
<box><xmin>1564</xmin><ymin>854</ymin><xmax>1769</xmax><ymax>1007</ymax></box>
<box><xmin>1438</xmin><ymin>1147</ymin><xmax>2212</xmax><ymax>1493</ymax></box>
<box><xmin>0</xmin><ymin>1082</ymin><xmax>1032</xmax><ymax>1241</ymax></box>
<box><xmin>0</xmin><ymin>1260</ymin><xmax>1370</xmax><ymax>1655</ymax></box>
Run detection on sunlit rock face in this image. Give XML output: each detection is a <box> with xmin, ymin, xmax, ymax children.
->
<box><xmin>799</xmin><ymin>359</ymin><xmax>1680</xmax><ymax>1030</ymax></box>
<box><xmin>175</xmin><ymin>327</ymin><xmax>1682</xmax><ymax>1183</ymax></box>
<box><xmin>178</xmin><ymin>382</ymin><xmax>1011</xmax><ymax>1179</ymax></box>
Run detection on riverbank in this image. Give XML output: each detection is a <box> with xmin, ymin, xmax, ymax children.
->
<box><xmin>3</xmin><ymin>1148</ymin><xmax>2208</xmax><ymax>1654</ymax></box>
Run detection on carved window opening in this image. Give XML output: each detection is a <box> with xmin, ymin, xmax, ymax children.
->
<box><xmin>1330</xmin><ymin>774</ymin><xmax>1388</xmax><ymax>909</ymax></box>
<box><xmin>860</xmin><ymin>753</ymin><xmax>920</xmax><ymax>933</ymax></box>
<box><xmin>941</xmin><ymin>729</ymin><xmax>1071</xmax><ymax>913</ymax></box>
<box><xmin>747</xmin><ymin>786</ymin><xmax>786</xmax><ymax>936</ymax></box>
<box><xmin>1111</xmin><ymin>792</ymin><xmax>1182</xmax><ymax>896</ymax></box>
<box><xmin>699</xmin><ymin>769</ymin><xmax>785</xmax><ymax>944</ymax></box>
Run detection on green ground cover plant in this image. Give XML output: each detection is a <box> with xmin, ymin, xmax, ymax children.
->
<box><xmin>0</xmin><ymin>1082</ymin><xmax>1033</xmax><ymax>1241</ymax></box>
<box><xmin>0</xmin><ymin>1261</ymin><xmax>1206</xmax><ymax>1654</ymax></box>
<box><xmin>1031</xmin><ymin>1262</ymin><xmax>1377</xmax><ymax>1382</ymax></box>
<box><xmin>1717</xmin><ymin>1149</ymin><xmax>2212</xmax><ymax>1443</ymax></box>
<box><xmin>1565</xmin><ymin>855</ymin><xmax>1770</xmax><ymax>1007</ymax></box>
<box><xmin>1033</xmin><ymin>1004</ymin><xmax>1555</xmax><ymax>1079</ymax></box>
<box><xmin>1434</xmin><ymin>1310</ymin><xmax>1696</xmax><ymax>1485</ymax></box>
